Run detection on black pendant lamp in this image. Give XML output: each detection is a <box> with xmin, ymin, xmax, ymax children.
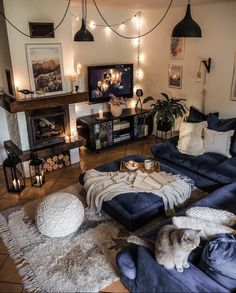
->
<box><xmin>74</xmin><ymin>0</ymin><xmax>94</xmax><ymax>42</ymax></box>
<box><xmin>172</xmin><ymin>0</ymin><xmax>202</xmax><ymax>38</ymax></box>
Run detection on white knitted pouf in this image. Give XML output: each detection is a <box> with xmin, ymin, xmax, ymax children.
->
<box><xmin>35</xmin><ymin>192</ymin><xmax>84</xmax><ymax>238</ymax></box>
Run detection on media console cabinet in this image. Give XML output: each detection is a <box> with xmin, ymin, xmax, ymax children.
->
<box><xmin>77</xmin><ymin>108</ymin><xmax>153</xmax><ymax>151</ymax></box>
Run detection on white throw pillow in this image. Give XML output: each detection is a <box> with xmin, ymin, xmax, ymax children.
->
<box><xmin>172</xmin><ymin>216</ymin><xmax>236</xmax><ymax>239</ymax></box>
<box><xmin>186</xmin><ymin>207</ymin><xmax>236</xmax><ymax>227</ymax></box>
<box><xmin>204</xmin><ymin>128</ymin><xmax>234</xmax><ymax>158</ymax></box>
<box><xmin>36</xmin><ymin>192</ymin><xmax>84</xmax><ymax>238</ymax></box>
<box><xmin>177</xmin><ymin>121</ymin><xmax>207</xmax><ymax>156</ymax></box>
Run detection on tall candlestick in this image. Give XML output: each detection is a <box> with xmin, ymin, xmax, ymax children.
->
<box><xmin>65</xmin><ymin>136</ymin><xmax>70</xmax><ymax>143</ymax></box>
<box><xmin>70</xmin><ymin>135</ymin><xmax>75</xmax><ymax>143</ymax></box>
<box><xmin>99</xmin><ymin>110</ymin><xmax>104</xmax><ymax>119</ymax></box>
<box><xmin>36</xmin><ymin>175</ymin><xmax>43</xmax><ymax>186</ymax></box>
<box><xmin>73</xmin><ymin>131</ymin><xmax>79</xmax><ymax>141</ymax></box>
<box><xmin>13</xmin><ymin>179</ymin><xmax>20</xmax><ymax>191</ymax></box>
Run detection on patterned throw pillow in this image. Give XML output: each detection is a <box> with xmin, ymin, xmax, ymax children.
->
<box><xmin>177</xmin><ymin>121</ymin><xmax>207</xmax><ymax>156</ymax></box>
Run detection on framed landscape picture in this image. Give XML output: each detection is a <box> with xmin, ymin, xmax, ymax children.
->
<box><xmin>170</xmin><ymin>37</ymin><xmax>185</xmax><ymax>59</ymax></box>
<box><xmin>168</xmin><ymin>65</ymin><xmax>183</xmax><ymax>89</ymax></box>
<box><xmin>26</xmin><ymin>43</ymin><xmax>65</xmax><ymax>96</ymax></box>
<box><xmin>230</xmin><ymin>52</ymin><xmax>236</xmax><ymax>100</ymax></box>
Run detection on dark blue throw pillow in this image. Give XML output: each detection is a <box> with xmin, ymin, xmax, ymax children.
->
<box><xmin>199</xmin><ymin>234</ymin><xmax>236</xmax><ymax>291</ymax></box>
<box><xmin>207</xmin><ymin>114</ymin><xmax>236</xmax><ymax>155</ymax></box>
<box><xmin>187</xmin><ymin>106</ymin><xmax>219</xmax><ymax>123</ymax></box>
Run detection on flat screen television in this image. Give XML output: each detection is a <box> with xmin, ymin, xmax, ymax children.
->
<box><xmin>87</xmin><ymin>64</ymin><xmax>133</xmax><ymax>103</ymax></box>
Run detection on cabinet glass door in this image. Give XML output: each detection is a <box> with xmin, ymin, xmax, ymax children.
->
<box><xmin>91</xmin><ymin>121</ymin><xmax>113</xmax><ymax>150</ymax></box>
<box><xmin>134</xmin><ymin>113</ymin><xmax>149</xmax><ymax>138</ymax></box>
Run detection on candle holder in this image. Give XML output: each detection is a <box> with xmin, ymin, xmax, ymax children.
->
<box><xmin>29</xmin><ymin>155</ymin><xmax>45</xmax><ymax>187</ymax></box>
<box><xmin>3</xmin><ymin>154</ymin><xmax>25</xmax><ymax>193</ymax></box>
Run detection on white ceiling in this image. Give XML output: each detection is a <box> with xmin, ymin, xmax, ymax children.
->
<box><xmin>67</xmin><ymin>0</ymin><xmax>236</xmax><ymax>8</ymax></box>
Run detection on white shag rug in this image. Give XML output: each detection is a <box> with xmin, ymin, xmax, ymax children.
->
<box><xmin>0</xmin><ymin>183</ymin><xmax>131</xmax><ymax>293</ymax></box>
<box><xmin>0</xmin><ymin>182</ymin><xmax>207</xmax><ymax>293</ymax></box>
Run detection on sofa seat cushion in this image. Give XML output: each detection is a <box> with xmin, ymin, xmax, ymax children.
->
<box><xmin>199</xmin><ymin>234</ymin><xmax>236</xmax><ymax>291</ymax></box>
<box><xmin>118</xmin><ymin>246</ymin><xmax>229</xmax><ymax>293</ymax></box>
<box><xmin>151</xmin><ymin>140</ymin><xmax>236</xmax><ymax>184</ymax></box>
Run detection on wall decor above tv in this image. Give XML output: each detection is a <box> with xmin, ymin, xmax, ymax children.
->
<box><xmin>87</xmin><ymin>64</ymin><xmax>133</xmax><ymax>104</ymax></box>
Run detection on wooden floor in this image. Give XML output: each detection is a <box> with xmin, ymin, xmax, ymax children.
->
<box><xmin>0</xmin><ymin>136</ymin><xmax>157</xmax><ymax>293</ymax></box>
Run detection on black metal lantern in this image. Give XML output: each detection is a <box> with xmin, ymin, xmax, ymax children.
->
<box><xmin>29</xmin><ymin>155</ymin><xmax>45</xmax><ymax>187</ymax></box>
<box><xmin>3</xmin><ymin>154</ymin><xmax>25</xmax><ymax>193</ymax></box>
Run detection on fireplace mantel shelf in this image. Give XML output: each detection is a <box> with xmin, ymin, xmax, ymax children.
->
<box><xmin>0</xmin><ymin>92</ymin><xmax>89</xmax><ymax>113</ymax></box>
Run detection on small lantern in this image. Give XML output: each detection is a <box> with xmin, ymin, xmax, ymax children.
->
<box><xmin>3</xmin><ymin>154</ymin><xmax>25</xmax><ymax>193</ymax></box>
<box><xmin>29</xmin><ymin>155</ymin><xmax>45</xmax><ymax>187</ymax></box>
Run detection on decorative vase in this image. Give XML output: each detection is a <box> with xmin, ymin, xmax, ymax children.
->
<box><xmin>110</xmin><ymin>105</ymin><xmax>122</xmax><ymax>117</ymax></box>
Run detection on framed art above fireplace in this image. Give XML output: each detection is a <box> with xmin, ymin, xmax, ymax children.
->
<box><xmin>26</xmin><ymin>43</ymin><xmax>65</xmax><ymax>97</ymax></box>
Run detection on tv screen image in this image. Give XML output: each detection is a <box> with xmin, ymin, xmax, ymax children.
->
<box><xmin>88</xmin><ymin>64</ymin><xmax>133</xmax><ymax>103</ymax></box>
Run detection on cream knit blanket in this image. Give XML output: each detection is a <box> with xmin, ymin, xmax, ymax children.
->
<box><xmin>84</xmin><ymin>169</ymin><xmax>192</xmax><ymax>216</ymax></box>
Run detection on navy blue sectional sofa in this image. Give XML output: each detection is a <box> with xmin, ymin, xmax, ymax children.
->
<box><xmin>116</xmin><ymin>182</ymin><xmax>236</xmax><ymax>293</ymax></box>
<box><xmin>151</xmin><ymin>113</ymin><xmax>236</xmax><ymax>192</ymax></box>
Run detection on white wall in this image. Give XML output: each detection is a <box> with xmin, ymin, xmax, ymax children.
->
<box><xmin>72</xmin><ymin>2</ymin><xmax>236</xmax><ymax>118</ymax></box>
<box><xmin>2</xmin><ymin>0</ymin><xmax>236</xmax><ymax>122</ymax></box>
<box><xmin>71</xmin><ymin>4</ymin><xmax>141</xmax><ymax>117</ymax></box>
<box><xmin>140</xmin><ymin>2</ymin><xmax>236</xmax><ymax>118</ymax></box>
<box><xmin>3</xmin><ymin>0</ymin><xmax>74</xmax><ymax>90</ymax></box>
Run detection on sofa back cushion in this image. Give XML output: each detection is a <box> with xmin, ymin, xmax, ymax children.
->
<box><xmin>187</xmin><ymin>106</ymin><xmax>219</xmax><ymax>123</ymax></box>
<box><xmin>199</xmin><ymin>234</ymin><xmax>236</xmax><ymax>291</ymax></box>
<box><xmin>204</xmin><ymin>128</ymin><xmax>234</xmax><ymax>158</ymax></box>
<box><xmin>207</xmin><ymin>114</ymin><xmax>236</xmax><ymax>156</ymax></box>
<box><xmin>177</xmin><ymin>121</ymin><xmax>207</xmax><ymax>156</ymax></box>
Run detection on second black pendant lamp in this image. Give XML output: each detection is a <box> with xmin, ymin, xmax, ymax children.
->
<box><xmin>74</xmin><ymin>0</ymin><xmax>94</xmax><ymax>42</ymax></box>
<box><xmin>172</xmin><ymin>0</ymin><xmax>202</xmax><ymax>38</ymax></box>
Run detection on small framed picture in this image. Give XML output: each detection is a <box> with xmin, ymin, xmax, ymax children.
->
<box><xmin>230</xmin><ymin>52</ymin><xmax>236</xmax><ymax>100</ymax></box>
<box><xmin>26</xmin><ymin>43</ymin><xmax>65</xmax><ymax>96</ymax></box>
<box><xmin>170</xmin><ymin>37</ymin><xmax>185</xmax><ymax>59</ymax></box>
<box><xmin>168</xmin><ymin>65</ymin><xmax>183</xmax><ymax>89</ymax></box>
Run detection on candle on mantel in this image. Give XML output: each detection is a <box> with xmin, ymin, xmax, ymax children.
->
<box><xmin>99</xmin><ymin>110</ymin><xmax>104</xmax><ymax>119</ymax></box>
<box><xmin>73</xmin><ymin>131</ymin><xmax>79</xmax><ymax>141</ymax></box>
<box><xmin>13</xmin><ymin>179</ymin><xmax>20</xmax><ymax>191</ymax></box>
<box><xmin>70</xmin><ymin>135</ymin><xmax>75</xmax><ymax>143</ymax></box>
<box><xmin>65</xmin><ymin>136</ymin><xmax>70</xmax><ymax>143</ymax></box>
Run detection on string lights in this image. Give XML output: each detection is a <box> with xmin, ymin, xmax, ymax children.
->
<box><xmin>71</xmin><ymin>12</ymin><xmax>139</xmax><ymax>28</ymax></box>
<box><xmin>92</xmin><ymin>0</ymin><xmax>173</xmax><ymax>39</ymax></box>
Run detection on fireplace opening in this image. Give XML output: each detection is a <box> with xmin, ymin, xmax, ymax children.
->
<box><xmin>26</xmin><ymin>105</ymin><xmax>70</xmax><ymax>149</ymax></box>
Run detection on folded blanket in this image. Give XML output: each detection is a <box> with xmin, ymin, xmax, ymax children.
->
<box><xmin>84</xmin><ymin>169</ymin><xmax>193</xmax><ymax>216</ymax></box>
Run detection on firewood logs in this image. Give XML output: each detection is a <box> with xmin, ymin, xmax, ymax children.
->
<box><xmin>44</xmin><ymin>152</ymin><xmax>71</xmax><ymax>172</ymax></box>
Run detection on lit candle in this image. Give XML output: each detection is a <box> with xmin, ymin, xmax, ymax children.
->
<box><xmin>99</xmin><ymin>110</ymin><xmax>104</xmax><ymax>119</ymax></box>
<box><xmin>13</xmin><ymin>179</ymin><xmax>20</xmax><ymax>191</ymax></box>
<box><xmin>65</xmin><ymin>136</ymin><xmax>70</xmax><ymax>143</ymax></box>
<box><xmin>70</xmin><ymin>135</ymin><xmax>75</xmax><ymax>143</ymax></box>
<box><xmin>73</xmin><ymin>131</ymin><xmax>79</xmax><ymax>141</ymax></box>
<box><xmin>36</xmin><ymin>175</ymin><xmax>43</xmax><ymax>186</ymax></box>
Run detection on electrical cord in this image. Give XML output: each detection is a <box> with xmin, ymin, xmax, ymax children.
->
<box><xmin>92</xmin><ymin>0</ymin><xmax>173</xmax><ymax>39</ymax></box>
<box><xmin>0</xmin><ymin>0</ymin><xmax>71</xmax><ymax>38</ymax></box>
<box><xmin>71</xmin><ymin>12</ymin><xmax>138</xmax><ymax>27</ymax></box>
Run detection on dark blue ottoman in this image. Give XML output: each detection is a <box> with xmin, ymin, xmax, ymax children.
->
<box><xmin>80</xmin><ymin>154</ymin><xmax>193</xmax><ymax>231</ymax></box>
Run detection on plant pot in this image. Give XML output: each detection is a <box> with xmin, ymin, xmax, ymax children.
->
<box><xmin>157</xmin><ymin>121</ymin><xmax>172</xmax><ymax>132</ymax></box>
<box><xmin>110</xmin><ymin>105</ymin><xmax>122</xmax><ymax>117</ymax></box>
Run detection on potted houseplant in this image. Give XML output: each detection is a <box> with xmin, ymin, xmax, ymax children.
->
<box><xmin>143</xmin><ymin>93</ymin><xmax>187</xmax><ymax>132</ymax></box>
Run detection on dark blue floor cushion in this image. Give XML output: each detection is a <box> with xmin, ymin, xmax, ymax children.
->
<box><xmin>116</xmin><ymin>182</ymin><xmax>236</xmax><ymax>293</ymax></box>
<box><xmin>80</xmin><ymin>154</ymin><xmax>193</xmax><ymax>231</ymax></box>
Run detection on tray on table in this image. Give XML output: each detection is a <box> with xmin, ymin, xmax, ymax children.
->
<box><xmin>119</xmin><ymin>160</ymin><xmax>160</xmax><ymax>173</ymax></box>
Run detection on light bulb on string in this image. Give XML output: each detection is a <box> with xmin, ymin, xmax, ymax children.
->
<box><xmin>89</xmin><ymin>21</ymin><xmax>96</xmax><ymax>30</ymax></box>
